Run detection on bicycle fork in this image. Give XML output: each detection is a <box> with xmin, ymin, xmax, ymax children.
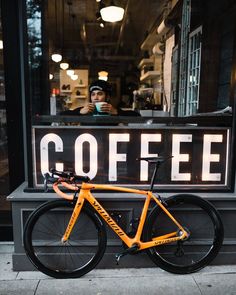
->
<box><xmin>61</xmin><ymin>191</ymin><xmax>85</xmax><ymax>243</ymax></box>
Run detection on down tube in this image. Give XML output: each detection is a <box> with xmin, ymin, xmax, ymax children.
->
<box><xmin>86</xmin><ymin>192</ymin><xmax>132</xmax><ymax>246</ymax></box>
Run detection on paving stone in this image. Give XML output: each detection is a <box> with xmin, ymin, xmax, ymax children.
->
<box><xmin>194</xmin><ymin>273</ymin><xmax>236</xmax><ymax>295</ymax></box>
<box><xmin>35</xmin><ymin>276</ymin><xmax>201</xmax><ymax>295</ymax></box>
<box><xmin>0</xmin><ymin>280</ymin><xmax>39</xmax><ymax>295</ymax></box>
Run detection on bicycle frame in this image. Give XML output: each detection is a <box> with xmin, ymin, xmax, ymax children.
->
<box><xmin>53</xmin><ymin>181</ymin><xmax>188</xmax><ymax>251</ymax></box>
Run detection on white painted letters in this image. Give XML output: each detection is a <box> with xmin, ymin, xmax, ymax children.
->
<box><xmin>40</xmin><ymin>133</ymin><xmax>64</xmax><ymax>176</ymax></box>
<box><xmin>140</xmin><ymin>134</ymin><xmax>162</xmax><ymax>181</ymax></box>
<box><xmin>109</xmin><ymin>134</ymin><xmax>130</xmax><ymax>181</ymax></box>
<box><xmin>202</xmin><ymin>134</ymin><xmax>222</xmax><ymax>181</ymax></box>
<box><xmin>171</xmin><ymin>134</ymin><xmax>192</xmax><ymax>181</ymax></box>
<box><xmin>75</xmin><ymin>133</ymin><xmax>98</xmax><ymax>179</ymax></box>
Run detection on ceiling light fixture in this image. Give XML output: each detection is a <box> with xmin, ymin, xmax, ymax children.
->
<box><xmin>51</xmin><ymin>53</ymin><xmax>62</xmax><ymax>63</ymax></box>
<box><xmin>98</xmin><ymin>70</ymin><xmax>108</xmax><ymax>81</ymax></box>
<box><xmin>66</xmin><ymin>69</ymin><xmax>74</xmax><ymax>76</ymax></box>
<box><xmin>100</xmin><ymin>1</ymin><xmax>124</xmax><ymax>23</ymax></box>
<box><xmin>60</xmin><ymin>62</ymin><xmax>69</xmax><ymax>70</ymax></box>
<box><xmin>71</xmin><ymin>74</ymin><xmax>78</xmax><ymax>81</ymax></box>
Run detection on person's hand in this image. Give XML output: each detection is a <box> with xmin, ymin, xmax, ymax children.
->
<box><xmin>100</xmin><ymin>103</ymin><xmax>118</xmax><ymax>115</ymax></box>
<box><xmin>80</xmin><ymin>103</ymin><xmax>95</xmax><ymax>114</ymax></box>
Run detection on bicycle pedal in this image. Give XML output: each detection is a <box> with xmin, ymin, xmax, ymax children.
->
<box><xmin>115</xmin><ymin>253</ymin><xmax>124</xmax><ymax>265</ymax></box>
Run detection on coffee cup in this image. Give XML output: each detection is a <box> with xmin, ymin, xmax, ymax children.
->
<box><xmin>95</xmin><ymin>102</ymin><xmax>107</xmax><ymax>113</ymax></box>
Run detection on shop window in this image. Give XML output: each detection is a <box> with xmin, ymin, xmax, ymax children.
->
<box><xmin>186</xmin><ymin>26</ymin><xmax>202</xmax><ymax>116</ymax></box>
<box><xmin>0</xmin><ymin>6</ymin><xmax>12</xmax><ymax>240</ymax></box>
<box><xmin>25</xmin><ymin>0</ymin><xmax>174</xmax><ymax>120</ymax></box>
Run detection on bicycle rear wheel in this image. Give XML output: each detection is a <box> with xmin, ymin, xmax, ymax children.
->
<box><xmin>144</xmin><ymin>194</ymin><xmax>223</xmax><ymax>274</ymax></box>
<box><xmin>24</xmin><ymin>199</ymin><xmax>107</xmax><ymax>278</ymax></box>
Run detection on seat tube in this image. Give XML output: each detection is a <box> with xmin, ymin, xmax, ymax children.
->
<box><xmin>150</xmin><ymin>163</ymin><xmax>159</xmax><ymax>191</ymax></box>
<box><xmin>135</xmin><ymin>193</ymin><xmax>151</xmax><ymax>240</ymax></box>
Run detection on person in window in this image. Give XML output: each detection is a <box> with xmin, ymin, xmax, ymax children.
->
<box><xmin>61</xmin><ymin>80</ymin><xmax>140</xmax><ymax>116</ymax></box>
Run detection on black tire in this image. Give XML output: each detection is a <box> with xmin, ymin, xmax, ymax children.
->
<box><xmin>23</xmin><ymin>199</ymin><xmax>107</xmax><ymax>278</ymax></box>
<box><xmin>144</xmin><ymin>194</ymin><xmax>224</xmax><ymax>274</ymax></box>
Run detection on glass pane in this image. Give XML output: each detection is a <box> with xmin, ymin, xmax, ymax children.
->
<box><xmin>26</xmin><ymin>0</ymin><xmax>171</xmax><ymax>119</ymax></box>
<box><xmin>0</xmin><ymin>5</ymin><xmax>11</xmax><ymax>240</ymax></box>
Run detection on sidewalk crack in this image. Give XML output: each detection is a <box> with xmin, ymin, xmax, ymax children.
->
<box><xmin>34</xmin><ymin>280</ymin><xmax>41</xmax><ymax>295</ymax></box>
<box><xmin>193</xmin><ymin>276</ymin><xmax>203</xmax><ymax>295</ymax></box>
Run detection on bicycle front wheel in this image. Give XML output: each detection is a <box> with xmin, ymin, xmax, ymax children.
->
<box><xmin>23</xmin><ymin>199</ymin><xmax>107</xmax><ymax>278</ymax></box>
<box><xmin>144</xmin><ymin>194</ymin><xmax>223</xmax><ymax>274</ymax></box>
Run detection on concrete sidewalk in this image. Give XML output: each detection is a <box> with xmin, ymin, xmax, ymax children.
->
<box><xmin>1</xmin><ymin>243</ymin><xmax>236</xmax><ymax>295</ymax></box>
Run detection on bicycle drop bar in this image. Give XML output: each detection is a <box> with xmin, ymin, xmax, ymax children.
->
<box><xmin>50</xmin><ymin>169</ymin><xmax>90</xmax><ymax>183</ymax></box>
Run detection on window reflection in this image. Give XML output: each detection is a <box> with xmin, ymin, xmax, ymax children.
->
<box><xmin>0</xmin><ymin>7</ymin><xmax>10</xmax><ymax>212</ymax></box>
<box><xmin>26</xmin><ymin>0</ymin><xmax>234</xmax><ymax>120</ymax></box>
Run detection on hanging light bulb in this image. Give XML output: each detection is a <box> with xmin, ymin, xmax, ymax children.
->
<box><xmin>100</xmin><ymin>2</ymin><xmax>124</xmax><ymax>23</ymax></box>
<box><xmin>49</xmin><ymin>73</ymin><xmax>54</xmax><ymax>80</ymax></box>
<box><xmin>51</xmin><ymin>53</ymin><xmax>62</xmax><ymax>63</ymax></box>
<box><xmin>98</xmin><ymin>71</ymin><xmax>108</xmax><ymax>81</ymax></box>
<box><xmin>0</xmin><ymin>40</ymin><xmax>3</xmax><ymax>50</ymax></box>
<box><xmin>71</xmin><ymin>74</ymin><xmax>78</xmax><ymax>81</ymax></box>
<box><xmin>66</xmin><ymin>69</ymin><xmax>74</xmax><ymax>76</ymax></box>
<box><xmin>60</xmin><ymin>62</ymin><xmax>69</xmax><ymax>70</ymax></box>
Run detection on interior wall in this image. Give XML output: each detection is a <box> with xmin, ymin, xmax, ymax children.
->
<box><xmin>164</xmin><ymin>35</ymin><xmax>175</xmax><ymax>111</ymax></box>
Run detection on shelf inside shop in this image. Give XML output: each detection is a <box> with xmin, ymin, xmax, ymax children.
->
<box><xmin>138</xmin><ymin>57</ymin><xmax>154</xmax><ymax>69</ymax></box>
<box><xmin>140</xmin><ymin>70</ymin><xmax>160</xmax><ymax>82</ymax></box>
<box><xmin>75</xmin><ymin>95</ymin><xmax>87</xmax><ymax>99</ymax></box>
<box><xmin>61</xmin><ymin>90</ymin><xmax>72</xmax><ymax>93</ymax></box>
<box><xmin>74</xmin><ymin>85</ymin><xmax>86</xmax><ymax>88</ymax></box>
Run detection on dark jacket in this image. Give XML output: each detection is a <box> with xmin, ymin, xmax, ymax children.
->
<box><xmin>61</xmin><ymin>107</ymin><xmax>140</xmax><ymax>116</ymax></box>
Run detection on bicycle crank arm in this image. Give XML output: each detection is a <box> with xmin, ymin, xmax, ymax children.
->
<box><xmin>115</xmin><ymin>243</ymin><xmax>139</xmax><ymax>265</ymax></box>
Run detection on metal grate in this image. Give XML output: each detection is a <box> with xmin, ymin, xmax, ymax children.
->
<box><xmin>186</xmin><ymin>26</ymin><xmax>202</xmax><ymax>115</ymax></box>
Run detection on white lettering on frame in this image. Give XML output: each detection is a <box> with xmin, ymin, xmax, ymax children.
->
<box><xmin>202</xmin><ymin>134</ymin><xmax>223</xmax><ymax>181</ymax></box>
<box><xmin>109</xmin><ymin>134</ymin><xmax>130</xmax><ymax>181</ymax></box>
<box><xmin>75</xmin><ymin>133</ymin><xmax>98</xmax><ymax>179</ymax></box>
<box><xmin>40</xmin><ymin>133</ymin><xmax>64</xmax><ymax>175</ymax></box>
<box><xmin>171</xmin><ymin>134</ymin><xmax>192</xmax><ymax>181</ymax></box>
<box><xmin>140</xmin><ymin>134</ymin><xmax>162</xmax><ymax>181</ymax></box>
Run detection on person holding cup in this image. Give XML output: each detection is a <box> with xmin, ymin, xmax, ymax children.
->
<box><xmin>80</xmin><ymin>80</ymin><xmax>117</xmax><ymax>115</ymax></box>
<box><xmin>61</xmin><ymin>80</ymin><xmax>140</xmax><ymax>116</ymax></box>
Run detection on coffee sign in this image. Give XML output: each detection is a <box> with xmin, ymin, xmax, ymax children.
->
<box><xmin>33</xmin><ymin>127</ymin><xmax>230</xmax><ymax>190</ymax></box>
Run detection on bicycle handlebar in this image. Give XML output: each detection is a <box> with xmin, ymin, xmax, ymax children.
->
<box><xmin>43</xmin><ymin>170</ymin><xmax>90</xmax><ymax>197</ymax></box>
<box><xmin>50</xmin><ymin>169</ymin><xmax>90</xmax><ymax>182</ymax></box>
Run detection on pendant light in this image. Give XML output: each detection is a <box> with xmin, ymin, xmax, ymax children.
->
<box><xmin>51</xmin><ymin>53</ymin><xmax>62</xmax><ymax>63</ymax></box>
<box><xmin>100</xmin><ymin>1</ymin><xmax>124</xmax><ymax>23</ymax></box>
<box><xmin>98</xmin><ymin>71</ymin><xmax>108</xmax><ymax>81</ymax></box>
<box><xmin>71</xmin><ymin>74</ymin><xmax>78</xmax><ymax>81</ymax></box>
<box><xmin>60</xmin><ymin>62</ymin><xmax>69</xmax><ymax>70</ymax></box>
<box><xmin>67</xmin><ymin>69</ymin><xmax>74</xmax><ymax>76</ymax></box>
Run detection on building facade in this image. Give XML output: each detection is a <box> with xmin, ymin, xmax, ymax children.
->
<box><xmin>0</xmin><ymin>0</ymin><xmax>236</xmax><ymax>269</ymax></box>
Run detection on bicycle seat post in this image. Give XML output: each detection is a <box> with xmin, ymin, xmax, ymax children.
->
<box><xmin>149</xmin><ymin>162</ymin><xmax>160</xmax><ymax>192</ymax></box>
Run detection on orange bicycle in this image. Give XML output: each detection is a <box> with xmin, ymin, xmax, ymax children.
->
<box><xmin>23</xmin><ymin>156</ymin><xmax>224</xmax><ymax>278</ymax></box>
